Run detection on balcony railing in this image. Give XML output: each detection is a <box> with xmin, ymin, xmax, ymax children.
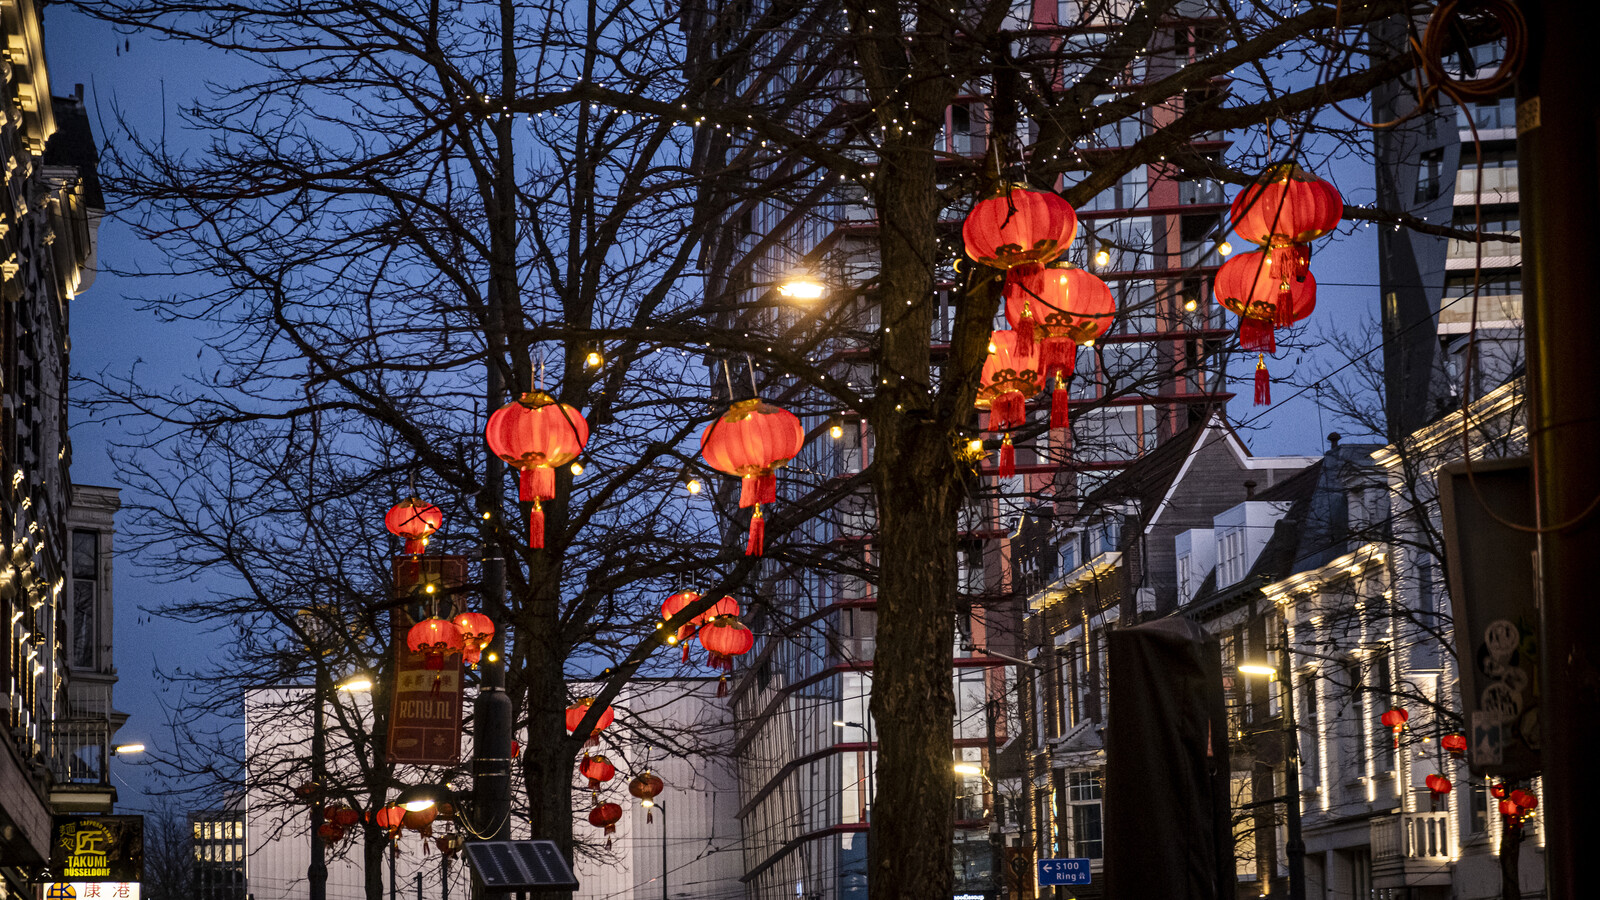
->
<box><xmin>50</xmin><ymin>719</ymin><xmax>113</xmax><ymax>785</ymax></box>
<box><xmin>1455</xmin><ymin>165</ymin><xmax>1518</xmax><ymax>198</ymax></box>
<box><xmin>1372</xmin><ymin>810</ymin><xmax>1451</xmax><ymax>861</ymax></box>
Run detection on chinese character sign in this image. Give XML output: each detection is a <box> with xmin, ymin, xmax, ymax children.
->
<box><xmin>48</xmin><ymin>816</ymin><xmax>144</xmax><ymax>883</ymax></box>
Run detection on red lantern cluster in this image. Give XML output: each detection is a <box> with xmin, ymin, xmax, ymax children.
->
<box><xmin>566</xmin><ymin>697</ymin><xmax>616</xmax><ymax>748</ymax></box>
<box><xmin>1001</xmin><ymin>263</ymin><xmax>1115</xmax><ymax>431</ymax></box>
<box><xmin>452</xmin><ymin>611</ymin><xmax>495</xmax><ymax>667</ymax></box>
<box><xmin>484</xmin><ymin>390</ymin><xmax>591</xmax><ymax>549</ymax></box>
<box><xmin>579</xmin><ymin>754</ymin><xmax>617</xmax><ymax>791</ymax></box>
<box><xmin>699</xmin><ymin>399</ymin><xmax>805</xmax><ymax>556</ymax></box>
<box><xmin>385</xmin><ymin>497</ymin><xmax>443</xmax><ymax>555</ymax></box>
<box><xmin>588</xmin><ymin>801</ymin><xmax>623</xmax><ymax>848</ymax></box>
<box><xmin>1425</xmin><ymin>774</ymin><xmax>1452</xmax><ymax>796</ymax></box>
<box><xmin>662</xmin><ymin>589</ymin><xmax>702</xmax><ymax>662</ymax></box>
<box><xmin>1379</xmin><ymin>707</ymin><xmax>1409</xmax><ymax>749</ymax></box>
<box><xmin>976</xmin><ymin>329</ymin><xmax>1045</xmax><ymax>478</ymax></box>
<box><xmin>963</xmin><ymin>185</ymin><xmax>1078</xmax><ymax>270</ymax></box>
<box><xmin>1497</xmin><ymin>785</ymin><xmax>1537</xmax><ymax>827</ymax></box>
<box><xmin>317</xmin><ymin>822</ymin><xmax>346</xmax><ymax>843</ymax></box>
<box><xmin>1441</xmin><ymin>732</ymin><xmax>1467</xmax><ymax>759</ymax></box>
<box><xmin>407</xmin><ymin>616</ymin><xmax>465</xmax><ymax>670</ymax></box>
<box><xmin>629</xmin><ymin>771</ymin><xmax>665</xmax><ymax>823</ymax></box>
<box><xmin>1220</xmin><ymin>162</ymin><xmax>1343</xmax><ymax>405</ymax></box>
<box><xmin>324</xmin><ymin>805</ymin><xmax>360</xmax><ymax>828</ymax></box>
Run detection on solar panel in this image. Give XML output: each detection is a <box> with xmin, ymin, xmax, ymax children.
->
<box><xmin>463</xmin><ymin>840</ymin><xmax>580</xmax><ymax>891</ymax></box>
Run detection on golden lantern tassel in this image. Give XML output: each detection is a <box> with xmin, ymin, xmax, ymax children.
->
<box><xmin>529</xmin><ymin>499</ymin><xmax>545</xmax><ymax>549</ymax></box>
<box><xmin>1254</xmin><ymin>354</ymin><xmax>1271</xmax><ymax>406</ymax></box>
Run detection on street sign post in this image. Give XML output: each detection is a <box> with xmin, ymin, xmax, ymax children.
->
<box><xmin>1037</xmin><ymin>858</ymin><xmax>1092</xmax><ymax>887</ymax></box>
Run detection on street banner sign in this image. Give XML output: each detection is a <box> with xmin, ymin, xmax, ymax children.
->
<box><xmin>388</xmin><ymin>556</ymin><xmax>469</xmax><ymax>764</ymax></box>
<box><xmin>46</xmin><ymin>884</ymin><xmax>141</xmax><ymax>899</ymax></box>
<box><xmin>1037</xmin><ymin>858</ymin><xmax>1092</xmax><ymax>887</ymax></box>
<box><xmin>46</xmin><ymin>816</ymin><xmax>144</xmax><ymax>883</ymax></box>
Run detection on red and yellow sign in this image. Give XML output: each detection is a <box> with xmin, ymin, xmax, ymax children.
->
<box><xmin>387</xmin><ymin>556</ymin><xmax>468</xmax><ymax>764</ymax></box>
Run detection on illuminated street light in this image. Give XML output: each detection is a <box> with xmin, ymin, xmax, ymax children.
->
<box><xmin>777</xmin><ymin>274</ymin><xmax>827</xmax><ymax>300</ymax></box>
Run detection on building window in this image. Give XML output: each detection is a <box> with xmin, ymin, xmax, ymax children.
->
<box><xmin>1373</xmin><ymin>651</ymin><xmax>1396</xmax><ymax>772</ymax></box>
<box><xmin>1415</xmin><ymin>148</ymin><xmax>1445</xmax><ymax>202</ymax></box>
<box><xmin>1067</xmin><ymin>771</ymin><xmax>1104</xmax><ymax>859</ymax></box>
<box><xmin>71</xmin><ymin>530</ymin><xmax>100</xmax><ymax>669</ymax></box>
<box><xmin>1300</xmin><ymin>675</ymin><xmax>1319</xmax><ymax>786</ymax></box>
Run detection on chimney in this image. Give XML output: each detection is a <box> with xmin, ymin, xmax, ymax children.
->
<box><xmin>1244</xmin><ymin>480</ymin><xmax>1257</xmax><ymax>500</ymax></box>
<box><xmin>1328</xmin><ymin>432</ymin><xmax>1342</xmax><ymax>451</ymax></box>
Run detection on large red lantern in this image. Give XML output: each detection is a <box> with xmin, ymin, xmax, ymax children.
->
<box><xmin>975</xmin><ymin>329</ymin><xmax>1044</xmax><ymax>478</ymax></box>
<box><xmin>1425</xmin><ymin>774</ymin><xmax>1452</xmax><ymax>796</ymax></box>
<box><xmin>1379</xmin><ymin>707</ymin><xmax>1409</xmax><ymax>748</ymax></box>
<box><xmin>694</xmin><ymin>596</ymin><xmax>741</xmax><ymax>624</ymax></box>
<box><xmin>662</xmin><ymin>590</ymin><xmax>701</xmax><ymax>662</ymax></box>
<box><xmin>385</xmin><ymin>497</ymin><xmax>444</xmax><ymax>555</ymax></box>
<box><xmin>325</xmin><ymin>805</ymin><xmax>361</xmax><ymax>827</ymax></box>
<box><xmin>963</xmin><ymin>185</ymin><xmax>1078</xmax><ymax>270</ymax></box>
<box><xmin>1230</xmin><ymin>162</ymin><xmax>1344</xmax><ymax>248</ymax></box>
<box><xmin>579</xmin><ymin>754</ymin><xmax>617</xmax><ymax>790</ymax></box>
<box><xmin>566</xmin><ymin>697</ymin><xmax>615</xmax><ymax>748</ymax></box>
<box><xmin>628</xmin><ymin>771</ymin><xmax>665</xmax><ymax>823</ymax></box>
<box><xmin>1002</xmin><ymin>263</ymin><xmax>1116</xmax><ymax>429</ymax></box>
<box><xmin>1214</xmin><ymin>248</ymin><xmax>1317</xmax><ymax>405</ymax></box>
<box><xmin>699</xmin><ymin>616</ymin><xmax>755</xmax><ymax>696</ymax></box>
<box><xmin>373</xmin><ymin>805</ymin><xmax>405</xmax><ymax>830</ymax></box>
<box><xmin>406</xmin><ymin>617</ymin><xmax>464</xmax><ymax>670</ymax></box>
<box><xmin>699</xmin><ymin>399</ymin><xmax>805</xmax><ymax>556</ymax></box>
<box><xmin>1441</xmin><ymin>733</ymin><xmax>1467</xmax><ymax>758</ymax></box>
<box><xmin>402</xmin><ymin>806</ymin><xmax>437</xmax><ymax>832</ymax></box>
<box><xmin>484</xmin><ymin>390</ymin><xmax>590</xmax><ymax>549</ymax></box>
<box><xmin>452</xmin><ymin>611</ymin><xmax>494</xmax><ymax>667</ymax></box>
<box><xmin>588</xmin><ymin>802</ymin><xmax>623</xmax><ymax>847</ymax></box>
<box><xmin>1510</xmin><ymin>789</ymin><xmax>1537</xmax><ymax>810</ymax></box>
<box><xmin>1490</xmin><ymin>782</ymin><xmax>1509</xmax><ymax>800</ymax></box>
<box><xmin>318</xmin><ymin>823</ymin><xmax>346</xmax><ymax>843</ymax></box>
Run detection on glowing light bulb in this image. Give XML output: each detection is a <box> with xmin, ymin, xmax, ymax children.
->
<box><xmin>686</xmin><ymin>478</ymin><xmax>703</xmax><ymax>495</ymax></box>
<box><xmin>570</xmin><ymin>461</ymin><xmax>584</xmax><ymax>476</ymax></box>
<box><xmin>1218</xmin><ymin>240</ymin><xmax>1233</xmax><ymax>256</ymax></box>
<box><xmin>585</xmin><ymin>350</ymin><xmax>603</xmax><ymax>367</ymax></box>
<box><xmin>830</xmin><ymin>423</ymin><xmax>844</xmax><ymax>439</ymax></box>
<box><xmin>1184</xmin><ymin>298</ymin><xmax>1198</xmax><ymax>312</ymax></box>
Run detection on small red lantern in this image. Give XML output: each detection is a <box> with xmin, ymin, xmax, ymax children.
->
<box><xmin>579</xmin><ymin>754</ymin><xmax>617</xmax><ymax>790</ymax></box>
<box><xmin>1230</xmin><ymin>162</ymin><xmax>1344</xmax><ymax>248</ymax></box>
<box><xmin>373</xmin><ymin>806</ymin><xmax>405</xmax><ymax>830</ymax></box>
<box><xmin>385</xmin><ymin>497</ymin><xmax>444</xmax><ymax>555</ymax></box>
<box><xmin>699</xmin><ymin>399</ymin><xmax>805</xmax><ymax>556</ymax></box>
<box><xmin>1002</xmin><ymin>263</ymin><xmax>1115</xmax><ymax>429</ymax></box>
<box><xmin>629</xmin><ymin>772</ymin><xmax>665</xmax><ymax>823</ymax></box>
<box><xmin>1441</xmin><ymin>733</ymin><xmax>1467</xmax><ymax>759</ymax></box>
<box><xmin>975</xmin><ymin>329</ymin><xmax>1044</xmax><ymax>478</ymax></box>
<box><xmin>588</xmin><ymin>802</ymin><xmax>623</xmax><ymax>847</ymax></box>
<box><xmin>1510</xmin><ymin>789</ymin><xmax>1537</xmax><ymax>810</ymax></box>
<box><xmin>699</xmin><ymin>616</ymin><xmax>755</xmax><ymax>696</ymax></box>
<box><xmin>963</xmin><ymin>185</ymin><xmax>1078</xmax><ymax>270</ymax></box>
<box><xmin>1379</xmin><ymin>707</ymin><xmax>1409</xmax><ymax>748</ymax></box>
<box><xmin>452</xmin><ymin>611</ymin><xmax>495</xmax><ymax>666</ymax></box>
<box><xmin>1425</xmin><ymin>774</ymin><xmax>1452</xmax><ymax>796</ymax></box>
<box><xmin>407</xmin><ymin>617</ymin><xmax>464</xmax><ymax>670</ymax></box>
<box><xmin>402</xmin><ymin>806</ymin><xmax>437</xmax><ymax>832</ymax></box>
<box><xmin>294</xmin><ymin>782</ymin><xmax>319</xmax><ymax>801</ymax></box>
<box><xmin>662</xmin><ymin>590</ymin><xmax>701</xmax><ymax>662</ymax></box>
<box><xmin>1490</xmin><ymin>782</ymin><xmax>1509</xmax><ymax>800</ymax></box>
<box><xmin>317</xmin><ymin>823</ymin><xmax>345</xmax><ymax>843</ymax></box>
<box><xmin>566</xmin><ymin>698</ymin><xmax>615</xmax><ymax>748</ymax></box>
<box><xmin>1499</xmin><ymin>798</ymin><xmax>1520</xmax><ymax>818</ymax></box>
<box><xmin>1216</xmin><ymin>248</ymin><xmax>1317</xmax><ymax>405</ymax></box>
<box><xmin>484</xmin><ymin>391</ymin><xmax>591</xmax><ymax>549</ymax></box>
<box><xmin>695</xmin><ymin>596</ymin><xmax>741</xmax><ymax>624</ymax></box>
<box><xmin>325</xmin><ymin>805</ymin><xmax>360</xmax><ymax>827</ymax></box>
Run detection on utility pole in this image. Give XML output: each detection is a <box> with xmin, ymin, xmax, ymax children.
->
<box><xmin>309</xmin><ymin>657</ymin><xmax>327</xmax><ymax>900</ymax></box>
<box><xmin>985</xmin><ymin>699</ymin><xmax>1004</xmax><ymax>897</ymax></box>
<box><xmin>1276</xmin><ymin>618</ymin><xmax>1305</xmax><ymax>900</ymax></box>
<box><xmin>1517</xmin><ymin>1</ymin><xmax>1599</xmax><ymax>896</ymax></box>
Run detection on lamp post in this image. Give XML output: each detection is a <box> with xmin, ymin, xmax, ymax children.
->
<box><xmin>1238</xmin><ymin>616</ymin><xmax>1308</xmax><ymax>900</ymax></box>
<box><xmin>309</xmin><ymin>657</ymin><xmax>329</xmax><ymax>900</ymax></box>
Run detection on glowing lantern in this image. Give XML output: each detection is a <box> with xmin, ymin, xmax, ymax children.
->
<box><xmin>1002</xmin><ymin>263</ymin><xmax>1116</xmax><ymax>429</ymax></box>
<box><xmin>1510</xmin><ymin>789</ymin><xmax>1537</xmax><ymax>810</ymax></box>
<box><xmin>566</xmin><ymin>698</ymin><xmax>615</xmax><ymax>748</ymax></box>
<box><xmin>662</xmin><ymin>590</ymin><xmax>701</xmax><ymax>663</ymax></box>
<box><xmin>406</xmin><ymin>617</ymin><xmax>464</xmax><ymax>670</ymax></box>
<box><xmin>484</xmin><ymin>391</ymin><xmax>591</xmax><ymax>549</ymax></box>
<box><xmin>1499</xmin><ymin>798</ymin><xmax>1520</xmax><ymax>818</ymax></box>
<box><xmin>1230</xmin><ymin>162</ymin><xmax>1344</xmax><ymax>248</ymax></box>
<box><xmin>962</xmin><ymin>185</ymin><xmax>1078</xmax><ymax>270</ymax></box>
<box><xmin>1215</xmin><ymin>248</ymin><xmax>1317</xmax><ymax>405</ymax></box>
<box><xmin>373</xmin><ymin>806</ymin><xmax>405</xmax><ymax>830</ymax></box>
<box><xmin>588</xmin><ymin>802</ymin><xmax>623</xmax><ymax>847</ymax></box>
<box><xmin>1491</xmin><ymin>782</ymin><xmax>1509</xmax><ymax>800</ymax></box>
<box><xmin>1425</xmin><ymin>774</ymin><xmax>1452</xmax><ymax>796</ymax></box>
<box><xmin>579</xmin><ymin>754</ymin><xmax>617</xmax><ymax>790</ymax></box>
<box><xmin>699</xmin><ymin>616</ymin><xmax>755</xmax><ymax>696</ymax></box>
<box><xmin>317</xmin><ymin>823</ymin><xmax>345</xmax><ymax>842</ymax></box>
<box><xmin>402</xmin><ymin>806</ymin><xmax>437</xmax><ymax>832</ymax></box>
<box><xmin>1379</xmin><ymin>708</ymin><xmax>1408</xmax><ymax>748</ymax></box>
<box><xmin>629</xmin><ymin>772</ymin><xmax>665</xmax><ymax>823</ymax></box>
<box><xmin>1441</xmin><ymin>733</ymin><xmax>1467</xmax><ymax>758</ymax></box>
<box><xmin>452</xmin><ymin>611</ymin><xmax>495</xmax><ymax>666</ymax></box>
<box><xmin>975</xmin><ymin>329</ymin><xmax>1044</xmax><ymax>478</ymax></box>
<box><xmin>385</xmin><ymin>497</ymin><xmax>443</xmax><ymax>555</ymax></box>
<box><xmin>325</xmin><ymin>805</ymin><xmax>360</xmax><ymax>827</ymax></box>
<box><xmin>699</xmin><ymin>399</ymin><xmax>805</xmax><ymax>556</ymax></box>
<box><xmin>694</xmin><ymin>596</ymin><xmax>741</xmax><ymax>624</ymax></box>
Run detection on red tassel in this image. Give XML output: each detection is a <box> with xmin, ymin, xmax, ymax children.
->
<box><xmin>756</xmin><ymin>471</ymin><xmax>777</xmax><ymax>505</ymax></box>
<box><xmin>1254</xmin><ymin>356</ymin><xmax>1271</xmax><ymax>406</ymax></box>
<box><xmin>681</xmin><ymin>641</ymin><xmax>691</xmax><ymax>664</ymax></box>
<box><xmin>1015</xmin><ymin>307</ymin><xmax>1037</xmax><ymax>357</ymax></box>
<box><xmin>1040</xmin><ymin>337</ymin><xmax>1076</xmax><ymax>381</ymax></box>
<box><xmin>403</xmin><ymin>538</ymin><xmax>425</xmax><ymax>555</ymax></box>
<box><xmin>1239</xmin><ymin>318</ymin><xmax>1276</xmax><ymax>353</ymax></box>
<box><xmin>529</xmin><ymin>500</ymin><xmax>545</xmax><ymax>549</ymax></box>
<box><xmin>716</xmin><ymin>676</ymin><xmax>728</xmax><ymax>698</ymax></box>
<box><xmin>739</xmin><ymin>475</ymin><xmax>757</xmax><ymax>508</ymax></box>
<box><xmin>992</xmin><ymin>391</ymin><xmax>1024</xmax><ymax>431</ymax></box>
<box><xmin>998</xmin><ymin>434</ymin><xmax>1015</xmax><ymax>478</ymax></box>
<box><xmin>519</xmin><ymin>467</ymin><xmax>556</xmax><ymax>502</ymax></box>
<box><xmin>646</xmin><ymin>809</ymin><xmax>655</xmax><ymax>824</ymax></box>
<box><xmin>518</xmin><ymin>469</ymin><xmax>536</xmax><ymax>501</ymax></box>
<box><xmin>1051</xmin><ymin>379</ymin><xmax>1070</xmax><ymax>429</ymax></box>
<box><xmin>745</xmin><ymin>505</ymin><xmax>765</xmax><ymax>556</ymax></box>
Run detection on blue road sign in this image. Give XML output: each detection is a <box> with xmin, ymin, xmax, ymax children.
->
<box><xmin>1037</xmin><ymin>858</ymin><xmax>1092</xmax><ymax>886</ymax></box>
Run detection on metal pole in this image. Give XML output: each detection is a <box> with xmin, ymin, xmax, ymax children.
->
<box><xmin>660</xmin><ymin>802</ymin><xmax>668</xmax><ymax>900</ymax></box>
<box><xmin>417</xmin><ymin>870</ymin><xmax>423</xmax><ymax>900</ymax></box>
<box><xmin>1518</xmin><ymin>1</ymin><xmax>1599</xmax><ymax>894</ymax></box>
<box><xmin>310</xmin><ymin>659</ymin><xmax>328</xmax><ymax>900</ymax></box>
<box><xmin>389</xmin><ymin>840</ymin><xmax>397</xmax><ymax>900</ymax></box>
<box><xmin>1278</xmin><ymin>617</ymin><xmax>1305</xmax><ymax>900</ymax></box>
<box><xmin>985</xmin><ymin>699</ymin><xmax>1003</xmax><ymax>896</ymax></box>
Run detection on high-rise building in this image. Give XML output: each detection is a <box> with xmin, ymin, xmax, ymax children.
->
<box><xmin>683</xmin><ymin>4</ymin><xmax>1245</xmax><ymax>896</ymax></box>
<box><xmin>191</xmin><ymin>799</ymin><xmax>248</xmax><ymax>900</ymax></box>
<box><xmin>1</xmin><ymin>1</ymin><xmax>117</xmax><ymax>894</ymax></box>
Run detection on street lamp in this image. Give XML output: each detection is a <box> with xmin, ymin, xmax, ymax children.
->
<box><xmin>396</xmin><ymin>783</ymin><xmax>445</xmax><ymax>812</ymax></box>
<box><xmin>337</xmin><ymin>672</ymin><xmax>374</xmax><ymax>692</ymax></box>
<box><xmin>112</xmin><ymin>742</ymin><xmax>146</xmax><ymax>756</ymax></box>
<box><xmin>776</xmin><ymin>273</ymin><xmax>827</xmax><ymax>301</ymax></box>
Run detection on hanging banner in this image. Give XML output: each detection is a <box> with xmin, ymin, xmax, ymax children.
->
<box><xmin>46</xmin><ymin>815</ymin><xmax>144</xmax><ymax>883</ymax></box>
<box><xmin>387</xmin><ymin>555</ymin><xmax>470</xmax><ymax>765</ymax></box>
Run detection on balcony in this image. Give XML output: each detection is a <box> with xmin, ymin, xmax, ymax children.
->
<box><xmin>49</xmin><ymin>719</ymin><xmax>117</xmax><ymax>813</ymax></box>
<box><xmin>1370</xmin><ymin>810</ymin><xmax>1452</xmax><ymax>889</ymax></box>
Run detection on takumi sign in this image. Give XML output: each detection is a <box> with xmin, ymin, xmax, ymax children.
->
<box><xmin>388</xmin><ymin>555</ymin><xmax>469</xmax><ymax>765</ymax></box>
<box><xmin>47</xmin><ymin>816</ymin><xmax>144</xmax><ymax>883</ymax></box>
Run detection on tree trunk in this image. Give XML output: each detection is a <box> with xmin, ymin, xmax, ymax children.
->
<box><xmin>1500</xmin><ymin>821</ymin><xmax>1522</xmax><ymax>900</ymax></box>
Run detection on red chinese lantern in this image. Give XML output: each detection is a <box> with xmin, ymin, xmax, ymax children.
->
<box><xmin>1425</xmin><ymin>774</ymin><xmax>1452</xmax><ymax>796</ymax></box>
<box><xmin>325</xmin><ymin>805</ymin><xmax>360</xmax><ymax>827</ymax></box>
<box><xmin>628</xmin><ymin>772</ymin><xmax>665</xmax><ymax>823</ymax></box>
<box><xmin>385</xmin><ymin>497</ymin><xmax>444</xmax><ymax>555</ymax></box>
<box><xmin>699</xmin><ymin>616</ymin><xmax>755</xmax><ymax>696</ymax></box>
<box><xmin>1499</xmin><ymin>798</ymin><xmax>1520</xmax><ymax>818</ymax></box>
<box><xmin>1230</xmin><ymin>162</ymin><xmax>1344</xmax><ymax>248</ymax></box>
<box><xmin>963</xmin><ymin>185</ymin><xmax>1078</xmax><ymax>270</ymax></box>
<box><xmin>1490</xmin><ymin>782</ymin><xmax>1509</xmax><ymax>800</ymax></box>
<box><xmin>407</xmin><ymin>617</ymin><xmax>464</xmax><ymax>670</ymax></box>
<box><xmin>579</xmin><ymin>754</ymin><xmax>617</xmax><ymax>790</ymax></box>
<box><xmin>699</xmin><ymin>399</ymin><xmax>805</xmax><ymax>556</ymax></box>
<box><xmin>402</xmin><ymin>806</ymin><xmax>437</xmax><ymax>831</ymax></box>
<box><xmin>318</xmin><ymin>823</ymin><xmax>345</xmax><ymax>842</ymax></box>
<box><xmin>566</xmin><ymin>697</ymin><xmax>615</xmax><ymax>748</ymax></box>
<box><xmin>373</xmin><ymin>806</ymin><xmax>405</xmax><ymax>830</ymax></box>
<box><xmin>484</xmin><ymin>391</ymin><xmax>591</xmax><ymax>549</ymax></box>
<box><xmin>1510</xmin><ymin>789</ymin><xmax>1537</xmax><ymax>810</ymax></box>
<box><xmin>662</xmin><ymin>590</ymin><xmax>701</xmax><ymax>663</ymax></box>
<box><xmin>1379</xmin><ymin>707</ymin><xmax>1409</xmax><ymax>748</ymax></box>
<box><xmin>1215</xmin><ymin>248</ymin><xmax>1317</xmax><ymax>405</ymax></box>
<box><xmin>975</xmin><ymin>329</ymin><xmax>1044</xmax><ymax>478</ymax></box>
<box><xmin>294</xmin><ymin>782</ymin><xmax>319</xmax><ymax>801</ymax></box>
<box><xmin>1002</xmin><ymin>263</ymin><xmax>1115</xmax><ymax>429</ymax></box>
<box><xmin>1441</xmin><ymin>733</ymin><xmax>1467</xmax><ymax>758</ymax></box>
<box><xmin>588</xmin><ymin>802</ymin><xmax>623</xmax><ymax>847</ymax></box>
<box><xmin>452</xmin><ymin>611</ymin><xmax>495</xmax><ymax>667</ymax></box>
<box><xmin>694</xmin><ymin>596</ymin><xmax>741</xmax><ymax>624</ymax></box>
